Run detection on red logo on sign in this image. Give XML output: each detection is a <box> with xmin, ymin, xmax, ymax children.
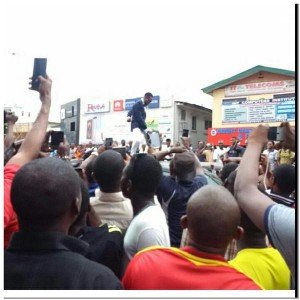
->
<box><xmin>113</xmin><ymin>100</ymin><xmax>124</xmax><ymax>111</ymax></box>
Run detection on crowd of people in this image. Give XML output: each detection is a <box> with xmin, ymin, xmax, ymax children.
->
<box><xmin>4</xmin><ymin>75</ymin><xmax>295</xmax><ymax>290</ymax></box>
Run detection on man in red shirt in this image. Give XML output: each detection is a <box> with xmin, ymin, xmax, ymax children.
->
<box><xmin>4</xmin><ymin>75</ymin><xmax>52</xmax><ymax>248</ymax></box>
<box><xmin>122</xmin><ymin>185</ymin><xmax>261</xmax><ymax>290</ymax></box>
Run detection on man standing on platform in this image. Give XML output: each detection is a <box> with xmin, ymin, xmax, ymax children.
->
<box><xmin>129</xmin><ymin>93</ymin><xmax>153</xmax><ymax>155</ymax></box>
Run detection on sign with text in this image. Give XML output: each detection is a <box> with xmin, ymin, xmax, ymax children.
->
<box><xmin>85</xmin><ymin>100</ymin><xmax>110</xmax><ymax>114</ymax></box>
<box><xmin>148</xmin><ymin>95</ymin><xmax>160</xmax><ymax>109</ymax></box>
<box><xmin>222</xmin><ymin>93</ymin><xmax>295</xmax><ymax>124</ymax></box>
<box><xmin>125</xmin><ymin>98</ymin><xmax>140</xmax><ymax>111</ymax></box>
<box><xmin>113</xmin><ymin>100</ymin><xmax>124</xmax><ymax>111</ymax></box>
<box><xmin>225</xmin><ymin>80</ymin><xmax>295</xmax><ymax>97</ymax></box>
<box><xmin>207</xmin><ymin>127</ymin><xmax>252</xmax><ymax>146</ymax></box>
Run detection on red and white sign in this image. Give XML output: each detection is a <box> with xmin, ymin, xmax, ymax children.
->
<box><xmin>207</xmin><ymin>127</ymin><xmax>253</xmax><ymax>146</ymax></box>
<box><xmin>85</xmin><ymin>100</ymin><xmax>110</xmax><ymax>114</ymax></box>
<box><xmin>225</xmin><ymin>80</ymin><xmax>295</xmax><ymax>97</ymax></box>
<box><xmin>113</xmin><ymin>100</ymin><xmax>124</xmax><ymax>111</ymax></box>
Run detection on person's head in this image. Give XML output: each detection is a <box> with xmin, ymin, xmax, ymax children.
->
<box><xmin>143</xmin><ymin>92</ymin><xmax>153</xmax><ymax>106</ymax></box>
<box><xmin>57</xmin><ymin>142</ymin><xmax>68</xmax><ymax>158</ymax></box>
<box><xmin>219</xmin><ymin>162</ymin><xmax>238</xmax><ymax>184</ymax></box>
<box><xmin>166</xmin><ymin>138</ymin><xmax>171</xmax><ymax>147</ymax></box>
<box><xmin>93</xmin><ymin>150</ymin><xmax>125</xmax><ymax>193</ymax></box>
<box><xmin>267</xmin><ymin>140</ymin><xmax>274</xmax><ymax>150</ymax></box>
<box><xmin>70</xmin><ymin>143</ymin><xmax>76</xmax><ymax>149</ymax></box>
<box><xmin>84</xmin><ymin>158</ymin><xmax>97</xmax><ymax>185</ymax></box>
<box><xmin>175</xmin><ymin>141</ymin><xmax>181</xmax><ymax>147</ymax></box>
<box><xmin>121</xmin><ymin>139</ymin><xmax>126</xmax><ymax>147</ymax></box>
<box><xmin>121</xmin><ymin>153</ymin><xmax>162</xmax><ymax>202</ymax></box>
<box><xmin>181</xmin><ymin>186</ymin><xmax>242</xmax><ymax>254</ymax></box>
<box><xmin>231</xmin><ymin>136</ymin><xmax>237</xmax><ymax>146</ymax></box>
<box><xmin>206</xmin><ymin>143</ymin><xmax>212</xmax><ymax>150</ymax></box>
<box><xmin>218</xmin><ymin>140</ymin><xmax>224</xmax><ymax>149</ymax></box>
<box><xmin>69</xmin><ymin>180</ymin><xmax>90</xmax><ymax>236</ymax></box>
<box><xmin>225</xmin><ymin>170</ymin><xmax>265</xmax><ymax>242</ymax></box>
<box><xmin>11</xmin><ymin>158</ymin><xmax>81</xmax><ymax>232</ymax></box>
<box><xmin>128</xmin><ymin>140</ymin><xmax>133</xmax><ymax>147</ymax></box>
<box><xmin>172</xmin><ymin>152</ymin><xmax>196</xmax><ymax>181</ymax></box>
<box><xmin>198</xmin><ymin>141</ymin><xmax>205</xmax><ymax>149</ymax></box>
<box><xmin>269</xmin><ymin>164</ymin><xmax>295</xmax><ymax>196</ymax></box>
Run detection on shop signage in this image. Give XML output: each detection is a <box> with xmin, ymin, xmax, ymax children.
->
<box><xmin>207</xmin><ymin>127</ymin><xmax>252</xmax><ymax>146</ymax></box>
<box><xmin>113</xmin><ymin>100</ymin><xmax>124</xmax><ymax>111</ymax></box>
<box><xmin>85</xmin><ymin>100</ymin><xmax>110</xmax><ymax>113</ymax></box>
<box><xmin>125</xmin><ymin>98</ymin><xmax>140</xmax><ymax>111</ymax></box>
<box><xmin>222</xmin><ymin>93</ymin><xmax>295</xmax><ymax>124</ymax></box>
<box><xmin>225</xmin><ymin>80</ymin><xmax>295</xmax><ymax>97</ymax></box>
<box><xmin>148</xmin><ymin>95</ymin><xmax>160</xmax><ymax>109</ymax></box>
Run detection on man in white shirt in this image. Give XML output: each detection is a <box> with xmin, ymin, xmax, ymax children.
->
<box><xmin>263</xmin><ymin>141</ymin><xmax>278</xmax><ymax>172</ymax></box>
<box><xmin>213</xmin><ymin>140</ymin><xmax>229</xmax><ymax>165</ymax></box>
<box><xmin>91</xmin><ymin>150</ymin><xmax>133</xmax><ymax>234</ymax></box>
<box><xmin>121</xmin><ymin>153</ymin><xmax>170</xmax><ymax>266</ymax></box>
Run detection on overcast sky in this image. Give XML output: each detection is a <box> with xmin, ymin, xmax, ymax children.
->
<box><xmin>2</xmin><ymin>0</ymin><xmax>296</xmax><ymax>122</ymax></box>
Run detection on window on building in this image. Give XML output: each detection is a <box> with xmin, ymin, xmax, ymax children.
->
<box><xmin>21</xmin><ymin>111</ymin><xmax>24</xmax><ymax>116</ymax></box>
<box><xmin>204</xmin><ymin>120</ymin><xmax>212</xmax><ymax>130</ymax></box>
<box><xmin>70</xmin><ymin>122</ymin><xmax>75</xmax><ymax>131</ymax></box>
<box><xmin>181</xmin><ymin>109</ymin><xmax>186</xmax><ymax>121</ymax></box>
<box><xmin>72</xmin><ymin>106</ymin><xmax>75</xmax><ymax>117</ymax></box>
<box><xmin>192</xmin><ymin>116</ymin><xmax>197</xmax><ymax>130</ymax></box>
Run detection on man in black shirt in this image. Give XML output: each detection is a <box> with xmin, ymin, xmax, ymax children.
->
<box><xmin>5</xmin><ymin>158</ymin><xmax>122</xmax><ymax>290</ymax></box>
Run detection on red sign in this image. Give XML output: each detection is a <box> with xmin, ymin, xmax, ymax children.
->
<box><xmin>207</xmin><ymin>127</ymin><xmax>253</xmax><ymax>146</ymax></box>
<box><xmin>113</xmin><ymin>100</ymin><xmax>124</xmax><ymax>111</ymax></box>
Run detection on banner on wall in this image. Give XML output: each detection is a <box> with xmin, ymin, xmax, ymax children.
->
<box><xmin>86</xmin><ymin>119</ymin><xmax>93</xmax><ymax>139</ymax></box>
<box><xmin>222</xmin><ymin>93</ymin><xmax>295</xmax><ymax>124</ymax></box>
<box><xmin>225</xmin><ymin>80</ymin><xmax>295</xmax><ymax>97</ymax></box>
<box><xmin>207</xmin><ymin>127</ymin><xmax>252</xmax><ymax>146</ymax></box>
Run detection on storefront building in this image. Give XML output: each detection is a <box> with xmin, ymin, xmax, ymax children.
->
<box><xmin>202</xmin><ymin>65</ymin><xmax>295</xmax><ymax>145</ymax></box>
<box><xmin>61</xmin><ymin>96</ymin><xmax>212</xmax><ymax>149</ymax></box>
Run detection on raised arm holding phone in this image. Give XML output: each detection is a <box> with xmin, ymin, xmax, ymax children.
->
<box><xmin>4</xmin><ymin>64</ymin><xmax>52</xmax><ymax>248</ymax></box>
<box><xmin>234</xmin><ymin>123</ymin><xmax>295</xmax><ymax>287</ymax></box>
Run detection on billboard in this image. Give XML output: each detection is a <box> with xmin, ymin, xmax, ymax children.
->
<box><xmin>222</xmin><ymin>93</ymin><xmax>295</xmax><ymax>124</ymax></box>
<box><xmin>148</xmin><ymin>95</ymin><xmax>160</xmax><ymax>109</ymax></box>
<box><xmin>125</xmin><ymin>98</ymin><xmax>140</xmax><ymax>111</ymax></box>
<box><xmin>225</xmin><ymin>80</ymin><xmax>295</xmax><ymax>97</ymax></box>
<box><xmin>207</xmin><ymin>127</ymin><xmax>252</xmax><ymax>146</ymax></box>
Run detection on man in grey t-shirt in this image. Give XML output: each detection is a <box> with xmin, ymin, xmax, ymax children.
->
<box><xmin>234</xmin><ymin>124</ymin><xmax>295</xmax><ymax>289</ymax></box>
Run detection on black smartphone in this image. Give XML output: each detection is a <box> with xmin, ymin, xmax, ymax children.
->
<box><xmin>50</xmin><ymin>131</ymin><xmax>64</xmax><ymax>149</ymax></box>
<box><xmin>104</xmin><ymin>138</ymin><xmax>113</xmax><ymax>150</ymax></box>
<box><xmin>31</xmin><ymin>58</ymin><xmax>47</xmax><ymax>90</ymax></box>
<box><xmin>268</xmin><ymin>127</ymin><xmax>284</xmax><ymax>141</ymax></box>
<box><xmin>112</xmin><ymin>147</ymin><xmax>126</xmax><ymax>159</ymax></box>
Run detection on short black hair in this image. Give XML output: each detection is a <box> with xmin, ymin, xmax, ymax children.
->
<box><xmin>144</xmin><ymin>92</ymin><xmax>153</xmax><ymax>98</ymax></box>
<box><xmin>225</xmin><ymin>170</ymin><xmax>262</xmax><ymax>234</ymax></box>
<box><xmin>11</xmin><ymin>158</ymin><xmax>81</xmax><ymax>230</ymax></box>
<box><xmin>127</xmin><ymin>154</ymin><xmax>162</xmax><ymax>197</ymax></box>
<box><xmin>166</xmin><ymin>138</ymin><xmax>171</xmax><ymax>142</ymax></box>
<box><xmin>85</xmin><ymin>158</ymin><xmax>96</xmax><ymax>184</ymax></box>
<box><xmin>93</xmin><ymin>150</ymin><xmax>125</xmax><ymax>190</ymax></box>
<box><xmin>219</xmin><ymin>162</ymin><xmax>238</xmax><ymax>183</ymax></box>
<box><xmin>272</xmin><ymin>164</ymin><xmax>295</xmax><ymax>195</ymax></box>
<box><xmin>121</xmin><ymin>139</ymin><xmax>126</xmax><ymax>146</ymax></box>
